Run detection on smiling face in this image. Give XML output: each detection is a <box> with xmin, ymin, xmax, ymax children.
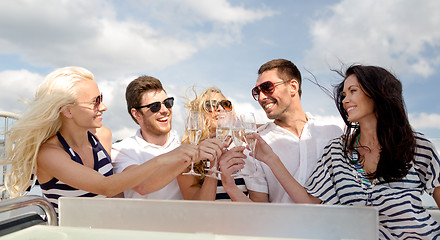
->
<box><xmin>70</xmin><ymin>80</ymin><xmax>107</xmax><ymax>129</ymax></box>
<box><xmin>133</xmin><ymin>90</ymin><xmax>172</xmax><ymax>137</ymax></box>
<box><xmin>255</xmin><ymin>68</ymin><xmax>293</xmax><ymax>120</ymax></box>
<box><xmin>342</xmin><ymin>74</ymin><xmax>376</xmax><ymax>124</ymax></box>
<box><xmin>203</xmin><ymin>92</ymin><xmax>229</xmax><ymax>132</ymax></box>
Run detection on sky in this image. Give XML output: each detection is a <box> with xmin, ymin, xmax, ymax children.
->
<box><xmin>0</xmin><ymin>0</ymin><xmax>440</xmax><ymax>150</ymax></box>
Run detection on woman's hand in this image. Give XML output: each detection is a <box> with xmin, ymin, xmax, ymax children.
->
<box><xmin>198</xmin><ymin>137</ymin><xmax>223</xmax><ymax>163</ymax></box>
<box><xmin>219</xmin><ymin>146</ymin><xmax>246</xmax><ymax>186</ymax></box>
<box><xmin>250</xmin><ymin>133</ymin><xmax>278</xmax><ymax>166</ymax></box>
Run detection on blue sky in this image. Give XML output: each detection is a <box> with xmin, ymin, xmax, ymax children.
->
<box><xmin>1</xmin><ymin>0</ymin><xmax>439</xmax><ymax>149</ymax></box>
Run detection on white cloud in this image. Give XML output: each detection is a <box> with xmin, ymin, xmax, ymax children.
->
<box><xmin>0</xmin><ymin>0</ymin><xmax>275</xmax><ymax>79</ymax></box>
<box><xmin>314</xmin><ymin>115</ymin><xmax>345</xmax><ymax>130</ymax></box>
<box><xmin>409</xmin><ymin>113</ymin><xmax>440</xmax><ymax>130</ymax></box>
<box><xmin>112</xmin><ymin>126</ymin><xmax>137</xmax><ymax>143</ymax></box>
<box><xmin>228</xmin><ymin>97</ymin><xmax>269</xmax><ymax>125</ymax></box>
<box><xmin>0</xmin><ymin>70</ymin><xmax>42</xmax><ymax>113</ymax></box>
<box><xmin>305</xmin><ymin>0</ymin><xmax>440</xmax><ymax>78</ymax></box>
<box><xmin>179</xmin><ymin>0</ymin><xmax>274</xmax><ymax>24</ymax></box>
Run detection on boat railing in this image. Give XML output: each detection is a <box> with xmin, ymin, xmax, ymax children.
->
<box><xmin>1</xmin><ymin>111</ymin><xmax>19</xmax><ymax>200</ymax></box>
<box><xmin>0</xmin><ymin>196</ymin><xmax>58</xmax><ymax>236</ymax></box>
<box><xmin>0</xmin><ymin>195</ymin><xmax>58</xmax><ymax>226</ymax></box>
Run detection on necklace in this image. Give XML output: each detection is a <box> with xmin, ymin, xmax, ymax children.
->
<box><xmin>351</xmin><ymin>134</ymin><xmax>372</xmax><ymax>187</ymax></box>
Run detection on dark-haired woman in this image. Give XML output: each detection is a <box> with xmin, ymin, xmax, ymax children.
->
<box><xmin>252</xmin><ymin>65</ymin><xmax>440</xmax><ymax>239</ymax></box>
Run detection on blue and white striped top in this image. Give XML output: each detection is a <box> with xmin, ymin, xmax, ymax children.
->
<box><xmin>215</xmin><ymin>178</ymin><xmax>248</xmax><ymax>201</ymax></box>
<box><xmin>40</xmin><ymin>131</ymin><xmax>113</xmax><ymax>213</ymax></box>
<box><xmin>306</xmin><ymin>133</ymin><xmax>440</xmax><ymax>239</ymax></box>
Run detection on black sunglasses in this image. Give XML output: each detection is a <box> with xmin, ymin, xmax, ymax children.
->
<box><xmin>134</xmin><ymin>97</ymin><xmax>174</xmax><ymax>113</ymax></box>
<box><xmin>77</xmin><ymin>93</ymin><xmax>103</xmax><ymax>110</ymax></box>
<box><xmin>203</xmin><ymin>100</ymin><xmax>232</xmax><ymax>112</ymax></box>
<box><xmin>251</xmin><ymin>80</ymin><xmax>291</xmax><ymax>101</ymax></box>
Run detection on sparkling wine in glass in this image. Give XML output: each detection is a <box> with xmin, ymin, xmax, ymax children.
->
<box><xmin>231</xmin><ymin>116</ymin><xmax>248</xmax><ymax>177</ymax></box>
<box><xmin>206</xmin><ymin>110</ymin><xmax>233</xmax><ymax>179</ymax></box>
<box><xmin>240</xmin><ymin>112</ymin><xmax>262</xmax><ymax>178</ymax></box>
<box><xmin>232</xmin><ymin>117</ymin><xmax>245</xmax><ymax>147</ymax></box>
<box><xmin>188</xmin><ymin>129</ymin><xmax>202</xmax><ymax>145</ymax></box>
<box><xmin>182</xmin><ymin>111</ymin><xmax>203</xmax><ymax>176</ymax></box>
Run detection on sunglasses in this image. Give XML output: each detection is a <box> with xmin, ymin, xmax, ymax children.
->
<box><xmin>203</xmin><ymin>100</ymin><xmax>232</xmax><ymax>112</ymax></box>
<box><xmin>77</xmin><ymin>93</ymin><xmax>103</xmax><ymax>111</ymax></box>
<box><xmin>134</xmin><ymin>97</ymin><xmax>174</xmax><ymax>113</ymax></box>
<box><xmin>251</xmin><ymin>80</ymin><xmax>291</xmax><ymax>101</ymax></box>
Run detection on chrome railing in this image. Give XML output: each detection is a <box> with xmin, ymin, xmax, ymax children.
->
<box><xmin>0</xmin><ymin>195</ymin><xmax>57</xmax><ymax>226</ymax></box>
<box><xmin>1</xmin><ymin>111</ymin><xmax>19</xmax><ymax>200</ymax></box>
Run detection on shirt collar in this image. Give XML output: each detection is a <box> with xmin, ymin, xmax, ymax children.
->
<box><xmin>134</xmin><ymin>129</ymin><xmax>180</xmax><ymax>149</ymax></box>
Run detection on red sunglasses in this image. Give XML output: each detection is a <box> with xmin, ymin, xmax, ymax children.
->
<box><xmin>77</xmin><ymin>93</ymin><xmax>103</xmax><ymax>111</ymax></box>
<box><xmin>251</xmin><ymin>80</ymin><xmax>291</xmax><ymax>101</ymax></box>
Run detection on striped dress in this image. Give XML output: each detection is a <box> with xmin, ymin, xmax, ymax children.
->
<box><xmin>215</xmin><ymin>177</ymin><xmax>248</xmax><ymax>201</ymax></box>
<box><xmin>306</xmin><ymin>133</ymin><xmax>440</xmax><ymax>239</ymax></box>
<box><xmin>40</xmin><ymin>131</ymin><xmax>113</xmax><ymax>213</ymax></box>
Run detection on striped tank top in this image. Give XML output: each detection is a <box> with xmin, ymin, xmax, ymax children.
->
<box><xmin>216</xmin><ymin>177</ymin><xmax>248</xmax><ymax>201</ymax></box>
<box><xmin>40</xmin><ymin>131</ymin><xmax>113</xmax><ymax>213</ymax></box>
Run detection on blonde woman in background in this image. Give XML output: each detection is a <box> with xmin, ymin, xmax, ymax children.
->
<box><xmin>1</xmin><ymin>66</ymin><xmax>198</xmax><ymax>212</ymax></box>
<box><xmin>178</xmin><ymin>87</ymin><xmax>248</xmax><ymax>201</ymax></box>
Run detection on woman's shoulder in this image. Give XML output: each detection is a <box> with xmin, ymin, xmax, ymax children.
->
<box><xmin>325</xmin><ymin>135</ymin><xmax>344</xmax><ymax>148</ymax></box>
<box><xmin>38</xmin><ymin>136</ymin><xmax>69</xmax><ymax>161</ymax></box>
<box><xmin>91</xmin><ymin>126</ymin><xmax>112</xmax><ymax>142</ymax></box>
<box><xmin>90</xmin><ymin>126</ymin><xmax>112</xmax><ymax>153</ymax></box>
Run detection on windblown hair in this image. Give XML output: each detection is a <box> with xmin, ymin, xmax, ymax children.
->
<box><xmin>1</xmin><ymin>66</ymin><xmax>94</xmax><ymax>197</ymax></box>
<box><xmin>258</xmin><ymin>58</ymin><xmax>303</xmax><ymax>97</ymax></box>
<box><xmin>125</xmin><ymin>75</ymin><xmax>165</xmax><ymax>124</ymax></box>
<box><xmin>334</xmin><ymin>65</ymin><xmax>416</xmax><ymax>181</ymax></box>
<box><xmin>181</xmin><ymin>86</ymin><xmax>232</xmax><ymax>184</ymax></box>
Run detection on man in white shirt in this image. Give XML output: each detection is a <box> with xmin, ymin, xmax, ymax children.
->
<box><xmin>224</xmin><ymin>59</ymin><xmax>342</xmax><ymax>203</ymax></box>
<box><xmin>112</xmin><ymin>76</ymin><xmax>222</xmax><ymax>199</ymax></box>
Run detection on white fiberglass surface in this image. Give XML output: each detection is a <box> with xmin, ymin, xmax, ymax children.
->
<box><xmin>59</xmin><ymin>197</ymin><xmax>378</xmax><ymax>239</ymax></box>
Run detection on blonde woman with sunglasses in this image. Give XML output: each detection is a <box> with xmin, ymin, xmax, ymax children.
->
<box><xmin>178</xmin><ymin>87</ymin><xmax>248</xmax><ymax>201</ymax></box>
<box><xmin>1</xmin><ymin>67</ymin><xmax>198</xmax><ymax>213</ymax></box>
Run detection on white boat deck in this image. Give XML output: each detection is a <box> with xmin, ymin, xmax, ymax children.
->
<box><xmin>59</xmin><ymin>197</ymin><xmax>379</xmax><ymax>239</ymax></box>
<box><xmin>1</xmin><ymin>197</ymin><xmax>379</xmax><ymax>239</ymax></box>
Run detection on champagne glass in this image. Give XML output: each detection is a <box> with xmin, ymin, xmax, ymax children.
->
<box><xmin>231</xmin><ymin>116</ymin><xmax>249</xmax><ymax>177</ymax></box>
<box><xmin>232</xmin><ymin>116</ymin><xmax>245</xmax><ymax>147</ymax></box>
<box><xmin>206</xmin><ymin>110</ymin><xmax>233</xmax><ymax>179</ymax></box>
<box><xmin>241</xmin><ymin>112</ymin><xmax>263</xmax><ymax>178</ymax></box>
<box><xmin>182</xmin><ymin>111</ymin><xmax>203</xmax><ymax>176</ymax></box>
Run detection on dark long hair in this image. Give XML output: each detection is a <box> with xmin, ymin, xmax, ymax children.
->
<box><xmin>334</xmin><ymin>65</ymin><xmax>416</xmax><ymax>181</ymax></box>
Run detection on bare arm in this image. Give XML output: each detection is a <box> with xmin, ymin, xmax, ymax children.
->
<box><xmin>248</xmin><ymin>191</ymin><xmax>269</xmax><ymax>202</ymax></box>
<box><xmin>219</xmin><ymin>146</ymin><xmax>253</xmax><ymax>202</ymax></box>
<box><xmin>252</xmin><ymin>133</ymin><xmax>321</xmax><ymax>204</ymax></box>
<box><xmin>125</xmin><ymin>153</ymin><xmax>190</xmax><ymax>195</ymax></box>
<box><xmin>434</xmin><ymin>187</ymin><xmax>440</xmax><ymax>208</ymax></box>
<box><xmin>37</xmin><ymin>143</ymin><xmax>198</xmax><ymax>197</ymax></box>
<box><xmin>177</xmin><ymin>173</ymin><xmax>218</xmax><ymax>200</ymax></box>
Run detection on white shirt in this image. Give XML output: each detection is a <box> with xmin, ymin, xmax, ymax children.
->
<box><xmin>111</xmin><ymin>129</ymin><xmax>183</xmax><ymax>200</ymax></box>
<box><xmin>244</xmin><ymin>113</ymin><xmax>343</xmax><ymax>203</ymax></box>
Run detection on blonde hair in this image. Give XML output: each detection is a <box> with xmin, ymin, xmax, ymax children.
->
<box><xmin>1</xmin><ymin>66</ymin><xmax>94</xmax><ymax>198</ymax></box>
<box><xmin>182</xmin><ymin>86</ymin><xmax>232</xmax><ymax>184</ymax></box>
